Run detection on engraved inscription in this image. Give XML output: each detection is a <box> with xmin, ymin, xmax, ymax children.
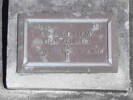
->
<box><xmin>25</xmin><ymin>19</ymin><xmax>109</xmax><ymax>65</ymax></box>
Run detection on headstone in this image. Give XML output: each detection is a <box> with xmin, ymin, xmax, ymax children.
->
<box><xmin>6</xmin><ymin>0</ymin><xmax>130</xmax><ymax>90</ymax></box>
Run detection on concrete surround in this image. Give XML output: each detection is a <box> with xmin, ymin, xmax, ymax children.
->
<box><xmin>0</xmin><ymin>0</ymin><xmax>133</xmax><ymax>100</ymax></box>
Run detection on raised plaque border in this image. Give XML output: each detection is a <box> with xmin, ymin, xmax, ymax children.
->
<box><xmin>17</xmin><ymin>13</ymin><xmax>118</xmax><ymax>73</ymax></box>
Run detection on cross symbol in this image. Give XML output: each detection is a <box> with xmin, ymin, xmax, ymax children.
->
<box><xmin>64</xmin><ymin>32</ymin><xmax>72</xmax><ymax>63</ymax></box>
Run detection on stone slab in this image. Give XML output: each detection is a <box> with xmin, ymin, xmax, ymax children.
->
<box><xmin>1</xmin><ymin>0</ymin><xmax>133</xmax><ymax>100</ymax></box>
<box><xmin>6</xmin><ymin>0</ymin><xmax>130</xmax><ymax>90</ymax></box>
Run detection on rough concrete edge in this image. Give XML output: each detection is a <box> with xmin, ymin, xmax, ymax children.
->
<box><xmin>0</xmin><ymin>0</ymin><xmax>133</xmax><ymax>100</ymax></box>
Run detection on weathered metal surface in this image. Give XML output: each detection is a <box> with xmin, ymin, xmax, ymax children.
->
<box><xmin>17</xmin><ymin>14</ymin><xmax>117</xmax><ymax>73</ymax></box>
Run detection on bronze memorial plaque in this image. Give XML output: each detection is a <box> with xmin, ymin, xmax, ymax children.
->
<box><xmin>17</xmin><ymin>14</ymin><xmax>117</xmax><ymax>73</ymax></box>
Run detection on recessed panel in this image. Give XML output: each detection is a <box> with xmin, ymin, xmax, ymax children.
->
<box><xmin>17</xmin><ymin>14</ymin><xmax>114</xmax><ymax>73</ymax></box>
